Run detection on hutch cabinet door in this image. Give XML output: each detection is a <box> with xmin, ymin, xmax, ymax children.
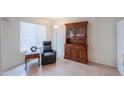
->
<box><xmin>64</xmin><ymin>44</ymin><xmax>73</xmax><ymax>59</ymax></box>
<box><xmin>73</xmin><ymin>45</ymin><xmax>81</xmax><ymax>61</ymax></box>
<box><xmin>64</xmin><ymin>44</ymin><xmax>70</xmax><ymax>59</ymax></box>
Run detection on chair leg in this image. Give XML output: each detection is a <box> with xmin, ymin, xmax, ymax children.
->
<box><xmin>38</xmin><ymin>58</ymin><xmax>40</xmax><ymax>67</ymax></box>
<box><xmin>25</xmin><ymin>61</ymin><xmax>27</xmax><ymax>70</ymax></box>
<box><xmin>25</xmin><ymin>58</ymin><xmax>28</xmax><ymax>70</ymax></box>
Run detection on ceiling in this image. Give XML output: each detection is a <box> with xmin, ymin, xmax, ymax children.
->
<box><xmin>43</xmin><ymin>17</ymin><xmax>83</xmax><ymax>21</ymax></box>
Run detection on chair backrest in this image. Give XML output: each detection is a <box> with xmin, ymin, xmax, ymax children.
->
<box><xmin>43</xmin><ymin>41</ymin><xmax>52</xmax><ymax>52</ymax></box>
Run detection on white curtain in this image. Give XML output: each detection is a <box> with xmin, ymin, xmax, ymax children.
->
<box><xmin>53</xmin><ymin>25</ymin><xmax>65</xmax><ymax>58</ymax></box>
<box><xmin>20</xmin><ymin>21</ymin><xmax>47</xmax><ymax>52</ymax></box>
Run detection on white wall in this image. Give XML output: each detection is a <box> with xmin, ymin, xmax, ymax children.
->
<box><xmin>0</xmin><ymin>18</ymin><xmax>1</xmax><ymax>71</ymax></box>
<box><xmin>1</xmin><ymin>17</ymin><xmax>53</xmax><ymax>71</ymax></box>
<box><xmin>52</xmin><ymin>17</ymin><xmax>123</xmax><ymax>67</ymax></box>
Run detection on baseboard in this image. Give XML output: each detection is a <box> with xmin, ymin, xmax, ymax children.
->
<box><xmin>89</xmin><ymin>61</ymin><xmax>117</xmax><ymax>68</ymax></box>
<box><xmin>1</xmin><ymin>62</ymin><xmax>24</xmax><ymax>73</ymax></box>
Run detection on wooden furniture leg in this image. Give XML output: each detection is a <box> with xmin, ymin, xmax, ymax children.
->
<box><xmin>38</xmin><ymin>58</ymin><xmax>40</xmax><ymax>67</ymax></box>
<box><xmin>25</xmin><ymin>59</ymin><xmax>27</xmax><ymax>70</ymax></box>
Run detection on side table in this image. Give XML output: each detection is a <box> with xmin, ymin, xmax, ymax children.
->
<box><xmin>25</xmin><ymin>49</ymin><xmax>41</xmax><ymax>70</ymax></box>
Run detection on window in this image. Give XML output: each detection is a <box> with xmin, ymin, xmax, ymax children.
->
<box><xmin>20</xmin><ymin>21</ymin><xmax>47</xmax><ymax>52</ymax></box>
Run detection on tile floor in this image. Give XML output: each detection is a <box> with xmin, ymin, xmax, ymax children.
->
<box><xmin>1</xmin><ymin>59</ymin><xmax>120</xmax><ymax>76</ymax></box>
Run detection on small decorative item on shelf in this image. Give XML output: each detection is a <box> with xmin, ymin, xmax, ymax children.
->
<box><xmin>77</xmin><ymin>33</ymin><xmax>80</xmax><ymax>37</ymax></box>
<box><xmin>70</xmin><ymin>29</ymin><xmax>74</xmax><ymax>37</ymax></box>
<box><xmin>31</xmin><ymin>46</ymin><xmax>37</xmax><ymax>52</ymax></box>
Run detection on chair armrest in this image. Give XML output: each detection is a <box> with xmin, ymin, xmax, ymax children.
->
<box><xmin>52</xmin><ymin>49</ymin><xmax>56</xmax><ymax>55</ymax></box>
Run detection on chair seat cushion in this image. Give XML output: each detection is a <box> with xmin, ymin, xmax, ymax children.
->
<box><xmin>44</xmin><ymin>52</ymin><xmax>54</xmax><ymax>56</ymax></box>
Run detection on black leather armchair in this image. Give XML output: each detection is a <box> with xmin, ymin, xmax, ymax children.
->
<box><xmin>41</xmin><ymin>41</ymin><xmax>56</xmax><ymax>65</ymax></box>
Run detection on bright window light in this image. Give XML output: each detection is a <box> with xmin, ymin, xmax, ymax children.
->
<box><xmin>20</xmin><ymin>21</ymin><xmax>47</xmax><ymax>52</ymax></box>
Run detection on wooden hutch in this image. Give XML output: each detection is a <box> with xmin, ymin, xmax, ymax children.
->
<box><xmin>64</xmin><ymin>21</ymin><xmax>88</xmax><ymax>64</ymax></box>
